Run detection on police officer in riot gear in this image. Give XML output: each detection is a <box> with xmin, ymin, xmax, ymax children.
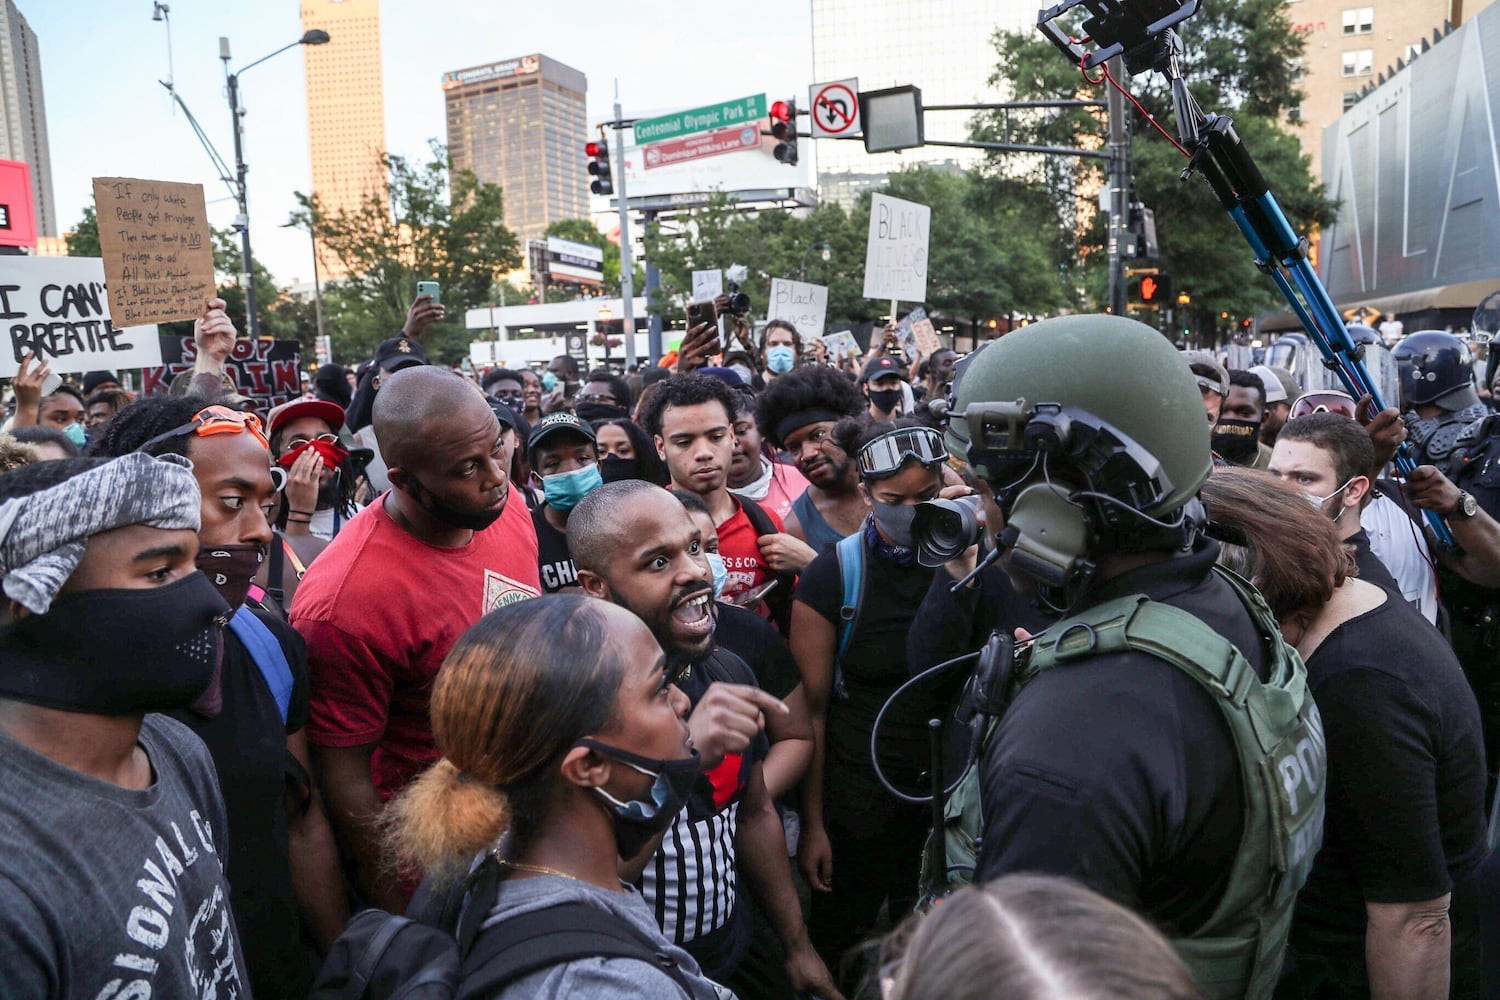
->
<box><xmin>935</xmin><ymin>315</ymin><xmax>1326</xmax><ymax>1000</ymax></box>
<box><xmin>1394</xmin><ymin>331</ymin><xmax>1490</xmax><ymax>468</ymax></box>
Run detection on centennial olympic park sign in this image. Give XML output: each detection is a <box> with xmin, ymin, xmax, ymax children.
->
<box><xmin>633</xmin><ymin>95</ymin><xmax>767</xmax><ymax>146</ymax></box>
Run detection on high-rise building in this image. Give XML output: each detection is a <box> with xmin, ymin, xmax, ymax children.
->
<box><xmin>443</xmin><ymin>54</ymin><xmax>589</xmax><ymax>244</ymax></box>
<box><xmin>0</xmin><ymin>1</ymin><xmax>54</xmax><ymax>238</ymax></box>
<box><xmin>1288</xmin><ymin>0</ymin><xmax>1493</xmax><ymax>170</ymax></box>
<box><xmin>810</xmin><ymin>0</ymin><xmax>1033</xmax><ymax>207</ymax></box>
<box><xmin>301</xmin><ymin>0</ymin><xmax>386</xmax><ymax>277</ymax></box>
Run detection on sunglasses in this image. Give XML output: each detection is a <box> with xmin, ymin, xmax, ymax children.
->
<box><xmin>287</xmin><ymin>432</ymin><xmax>341</xmax><ymax>446</ymax></box>
<box><xmin>857</xmin><ymin>426</ymin><xmax>949</xmax><ymax>478</ymax></box>
<box><xmin>138</xmin><ymin>405</ymin><xmax>271</xmax><ymax>453</ymax></box>
<box><xmin>1289</xmin><ymin>390</ymin><xmax>1357</xmax><ymax>420</ymax></box>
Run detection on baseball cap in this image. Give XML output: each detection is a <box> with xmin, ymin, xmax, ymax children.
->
<box><xmin>861</xmin><ymin>356</ymin><xmax>906</xmax><ymax>384</ymax></box>
<box><xmin>1182</xmin><ymin>350</ymin><xmax>1229</xmax><ymax>397</ymax></box>
<box><xmin>528</xmin><ymin>411</ymin><xmax>596</xmax><ymax>454</ymax></box>
<box><xmin>82</xmin><ymin>371</ymin><xmax>118</xmax><ymax>394</ymax></box>
<box><xmin>266</xmin><ymin>398</ymin><xmax>346</xmax><ymax>438</ymax></box>
<box><xmin>697</xmin><ymin>366</ymin><xmax>746</xmax><ymax>387</ymax></box>
<box><xmin>373</xmin><ymin>337</ymin><xmax>428</xmax><ymax>372</ymax></box>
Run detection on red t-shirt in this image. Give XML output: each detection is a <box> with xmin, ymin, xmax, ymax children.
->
<box><xmin>290</xmin><ymin>492</ymin><xmax>540</xmax><ymax>800</ymax></box>
<box><xmin>716</xmin><ymin>497</ymin><xmax>782</xmax><ymax>606</ymax></box>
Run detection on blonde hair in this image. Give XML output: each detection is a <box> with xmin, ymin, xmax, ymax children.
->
<box><xmin>881</xmin><ymin>876</ymin><xmax>1202</xmax><ymax>1000</ymax></box>
<box><xmin>383</xmin><ymin>595</ymin><xmax>624</xmax><ymax>878</ymax></box>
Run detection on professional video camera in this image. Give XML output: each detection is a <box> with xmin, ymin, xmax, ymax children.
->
<box><xmin>723</xmin><ymin>264</ymin><xmax>751</xmax><ymax>317</ymax></box>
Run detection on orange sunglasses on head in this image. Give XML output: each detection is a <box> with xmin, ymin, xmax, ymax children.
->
<box><xmin>138</xmin><ymin>404</ymin><xmax>270</xmax><ymax>453</ymax></box>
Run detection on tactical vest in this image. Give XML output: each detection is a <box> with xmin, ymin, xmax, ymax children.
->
<box><xmin>929</xmin><ymin>567</ymin><xmax>1326</xmax><ymax>1000</ymax></box>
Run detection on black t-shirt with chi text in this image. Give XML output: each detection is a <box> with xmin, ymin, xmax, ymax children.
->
<box><xmin>1290</xmin><ymin>594</ymin><xmax>1488</xmax><ymax>999</ymax></box>
<box><xmin>534</xmin><ymin>505</ymin><xmax>580</xmax><ymax>593</ymax></box>
<box><xmin>166</xmin><ymin>607</ymin><xmax>312</xmax><ymax>1000</ymax></box>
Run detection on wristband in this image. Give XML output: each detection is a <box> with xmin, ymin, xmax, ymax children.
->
<box><xmin>286</xmin><ymin>516</ymin><xmax>313</xmax><ymax>524</ymax></box>
<box><xmin>288</xmin><ymin>509</ymin><xmax>316</xmax><ymax>516</ymax></box>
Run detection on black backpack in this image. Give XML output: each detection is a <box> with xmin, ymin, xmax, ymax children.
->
<box><xmin>310</xmin><ymin>857</ymin><xmax>698</xmax><ymax>999</ymax></box>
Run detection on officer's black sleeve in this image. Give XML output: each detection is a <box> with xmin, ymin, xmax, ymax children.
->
<box><xmin>907</xmin><ymin>560</ymin><xmax>1053</xmax><ymax>676</ymax></box>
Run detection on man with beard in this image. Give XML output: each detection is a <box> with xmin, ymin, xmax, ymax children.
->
<box><xmin>575</xmin><ymin>369</ymin><xmax>633</xmax><ymax>423</ymax></box>
<box><xmin>1215</xmin><ymin>369</ymin><xmax>1275</xmax><ymax>468</ymax></box>
<box><xmin>571</xmin><ymin>481</ymin><xmax>836</xmax><ymax>1000</ymax></box>
<box><xmin>91</xmin><ymin>395</ymin><xmax>348</xmax><ymax>997</ymax></box>
<box><xmin>755</xmin><ymin>365</ymin><xmax>869</xmax><ymax>554</ymax></box>
<box><xmin>1251</xmin><ymin>364</ymin><xmax>1300</xmax><ymax>446</ymax></box>
<box><xmin>291</xmin><ymin>367</ymin><xmax>540</xmax><ymax>912</ymax></box>
<box><xmin>0</xmin><ymin>454</ymin><xmax>249</xmax><ymax>997</ymax></box>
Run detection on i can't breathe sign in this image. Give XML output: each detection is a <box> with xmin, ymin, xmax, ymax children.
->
<box><xmin>0</xmin><ymin>256</ymin><xmax>161</xmax><ymax>376</ymax></box>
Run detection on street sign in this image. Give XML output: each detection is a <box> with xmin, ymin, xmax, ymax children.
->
<box><xmin>632</xmin><ymin>94</ymin><xmax>767</xmax><ymax>146</ymax></box>
<box><xmin>810</xmin><ymin>79</ymin><xmax>860</xmax><ymax>137</ymax></box>
<box><xmin>643</xmin><ymin>125</ymin><xmax>762</xmax><ymax>170</ymax></box>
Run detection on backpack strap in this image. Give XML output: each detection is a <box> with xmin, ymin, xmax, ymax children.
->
<box><xmin>834</xmin><ymin>531</ymin><xmax>865</xmax><ymax>664</ymax></box>
<box><xmin>227</xmin><ymin>606</ymin><xmax>294</xmax><ymax>724</ymax></box>
<box><xmin>457</xmin><ymin>900</ymin><xmax>697</xmax><ymax>999</ymax></box>
<box><xmin>265</xmin><ymin>531</ymin><xmax>287</xmax><ymax>612</ymax></box>
<box><xmin>737</xmin><ymin>496</ymin><xmax>795</xmax><ymax>634</ymax></box>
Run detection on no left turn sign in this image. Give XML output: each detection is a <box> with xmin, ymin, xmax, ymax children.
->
<box><xmin>810</xmin><ymin>79</ymin><xmax>861</xmax><ymax>138</ymax></box>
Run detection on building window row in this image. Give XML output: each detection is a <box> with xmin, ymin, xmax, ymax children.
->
<box><xmin>1342</xmin><ymin>6</ymin><xmax>1373</xmax><ymax>35</ymax></box>
<box><xmin>1341</xmin><ymin>48</ymin><xmax>1373</xmax><ymax>77</ymax></box>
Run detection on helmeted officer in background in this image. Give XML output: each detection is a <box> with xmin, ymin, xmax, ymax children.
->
<box><xmin>1394</xmin><ymin>331</ymin><xmax>1500</xmax><ymax>773</ymax></box>
<box><xmin>938</xmin><ymin>314</ymin><xmax>1326</xmax><ymax>1000</ymax></box>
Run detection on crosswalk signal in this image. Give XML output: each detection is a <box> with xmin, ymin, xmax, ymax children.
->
<box><xmin>1130</xmin><ymin>272</ymin><xmax>1172</xmax><ymax>306</ymax></box>
<box><xmin>770</xmin><ymin>100</ymin><xmax>798</xmax><ymax>166</ymax></box>
<box><xmin>585</xmin><ymin>140</ymin><xmax>612</xmax><ymax>196</ymax></box>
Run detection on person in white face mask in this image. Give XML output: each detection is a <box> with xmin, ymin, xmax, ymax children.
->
<box><xmin>1267</xmin><ymin>411</ymin><xmax>1416</xmax><ymax>611</ymax></box>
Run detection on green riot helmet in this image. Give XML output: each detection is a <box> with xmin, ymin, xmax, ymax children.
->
<box><xmin>944</xmin><ymin>315</ymin><xmax>1211</xmax><ymax>591</ymax></box>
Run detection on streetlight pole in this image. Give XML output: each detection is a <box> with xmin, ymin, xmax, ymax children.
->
<box><xmin>219</xmin><ymin>29</ymin><xmax>330</xmax><ymax>338</ymax></box>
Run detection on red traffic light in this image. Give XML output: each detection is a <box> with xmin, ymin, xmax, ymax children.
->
<box><xmin>1140</xmin><ymin>276</ymin><xmax>1160</xmax><ymax>301</ymax></box>
<box><xmin>585</xmin><ymin>141</ymin><xmax>602</xmax><ymax>157</ymax></box>
<box><xmin>770</xmin><ymin>100</ymin><xmax>791</xmax><ymax>121</ymax></box>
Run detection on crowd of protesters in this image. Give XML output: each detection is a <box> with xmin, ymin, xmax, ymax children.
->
<box><xmin>3</xmin><ymin>288</ymin><xmax>1500</xmax><ymax>1000</ymax></box>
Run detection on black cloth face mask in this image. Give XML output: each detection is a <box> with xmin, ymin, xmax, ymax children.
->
<box><xmin>575</xmin><ymin>737</ymin><xmax>700</xmax><ymax>860</ymax></box>
<box><xmin>408</xmin><ymin>475</ymin><xmax>505</xmax><ymax>531</ymax></box>
<box><xmin>599</xmin><ymin>455</ymin><xmax>643</xmax><ymax>484</ymax></box>
<box><xmin>1212</xmin><ymin>418</ymin><xmax>1262</xmax><ymax>463</ymax></box>
<box><xmin>0</xmin><ymin>572</ymin><xmax>230</xmax><ymax>715</ymax></box>
<box><xmin>868</xmin><ymin>388</ymin><xmax>902</xmax><ymax>413</ymax></box>
<box><xmin>575</xmin><ymin>402</ymin><xmax>630</xmax><ymax>424</ymax></box>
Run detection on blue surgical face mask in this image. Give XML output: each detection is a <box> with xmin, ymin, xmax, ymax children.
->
<box><xmin>705</xmin><ymin>552</ymin><xmax>728</xmax><ymax>598</ymax></box>
<box><xmin>728</xmin><ymin>364</ymin><xmax>754</xmax><ymax>384</ymax></box>
<box><xmin>63</xmin><ymin>422</ymin><xmax>87</xmax><ymax>448</ymax></box>
<box><xmin>766</xmin><ymin>345</ymin><xmax>796</xmax><ymax>374</ymax></box>
<box><xmin>541</xmin><ymin>463</ymin><xmax>603</xmax><ymax>513</ymax></box>
<box><xmin>541</xmin><ymin>371</ymin><xmax>558</xmax><ymax>392</ymax></box>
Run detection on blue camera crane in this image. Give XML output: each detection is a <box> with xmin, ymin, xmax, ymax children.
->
<box><xmin>1037</xmin><ymin>0</ymin><xmax>1456</xmax><ymax>547</ymax></box>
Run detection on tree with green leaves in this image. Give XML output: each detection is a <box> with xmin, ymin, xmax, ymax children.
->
<box><xmin>290</xmin><ymin>141</ymin><xmax>522</xmax><ymax>366</ymax></box>
<box><xmin>974</xmin><ymin>0</ymin><xmax>1334</xmax><ymax>335</ymax></box>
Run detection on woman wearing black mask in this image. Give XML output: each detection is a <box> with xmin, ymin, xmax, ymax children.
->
<box><xmin>386</xmin><ymin>595</ymin><xmax>723</xmax><ymax>998</ymax></box>
<box><xmin>592</xmin><ymin>416</ymin><xmax>670</xmax><ymax>485</ymax></box>
<box><xmin>789</xmin><ymin>417</ymin><xmax>951</xmax><ymax>990</ymax></box>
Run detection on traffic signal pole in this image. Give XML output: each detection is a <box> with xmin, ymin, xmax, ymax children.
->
<box><xmin>1106</xmin><ymin>56</ymin><xmax>1128</xmax><ymax>318</ymax></box>
<box><xmin>611</xmin><ymin>86</ymin><xmax>640</xmax><ymax>367</ymax></box>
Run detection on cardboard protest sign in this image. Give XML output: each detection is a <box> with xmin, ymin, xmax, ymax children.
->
<box><xmin>821</xmin><ymin>329</ymin><xmax>861</xmax><ymax>364</ymax></box>
<box><xmin>0</xmin><ymin>256</ymin><xmax>161</xmax><ymax>376</ymax></box>
<box><xmin>93</xmin><ymin>177</ymin><xmax>216</xmax><ymax>327</ymax></box>
<box><xmin>768</xmin><ymin>278</ymin><xmax>829</xmax><ymax>345</ymax></box>
<box><xmin>691</xmin><ymin>269</ymin><xmax>723</xmax><ymax>302</ymax></box>
<box><xmin>141</xmin><ymin>335</ymin><xmax>301</xmax><ymax>411</ymax></box>
<box><xmin>911</xmin><ymin>314</ymin><xmax>941</xmax><ymax>354</ymax></box>
<box><xmin>862</xmin><ymin>193</ymin><xmax>930</xmax><ymax>302</ymax></box>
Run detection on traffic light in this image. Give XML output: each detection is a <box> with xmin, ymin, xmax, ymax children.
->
<box><xmin>1129</xmin><ymin>272</ymin><xmax>1172</xmax><ymax>306</ymax></box>
<box><xmin>770</xmin><ymin>100</ymin><xmax>798</xmax><ymax>166</ymax></box>
<box><xmin>1127</xmin><ymin>200</ymin><xmax>1158</xmax><ymax>258</ymax></box>
<box><xmin>585</xmin><ymin>140</ymin><xmax>612</xmax><ymax>196</ymax></box>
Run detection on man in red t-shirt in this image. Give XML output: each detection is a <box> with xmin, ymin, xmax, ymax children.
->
<box><xmin>641</xmin><ymin>375</ymin><xmax>809</xmax><ymax>611</ymax></box>
<box><xmin>290</xmin><ymin>367</ymin><xmax>539</xmax><ymax>910</ymax></box>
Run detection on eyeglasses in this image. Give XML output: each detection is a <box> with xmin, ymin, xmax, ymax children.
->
<box><xmin>576</xmin><ymin>393</ymin><xmax>621</xmax><ymax>406</ymax></box>
<box><xmin>1289</xmin><ymin>390</ymin><xmax>1357</xmax><ymax>420</ymax></box>
<box><xmin>288</xmin><ymin>432</ymin><xmax>340</xmax><ymax>446</ymax></box>
<box><xmin>138</xmin><ymin>405</ymin><xmax>270</xmax><ymax>454</ymax></box>
<box><xmin>857</xmin><ymin>426</ymin><xmax>949</xmax><ymax>478</ymax></box>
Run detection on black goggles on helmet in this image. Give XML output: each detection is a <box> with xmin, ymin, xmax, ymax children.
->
<box><xmin>856</xmin><ymin>426</ymin><xmax>949</xmax><ymax>478</ymax></box>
